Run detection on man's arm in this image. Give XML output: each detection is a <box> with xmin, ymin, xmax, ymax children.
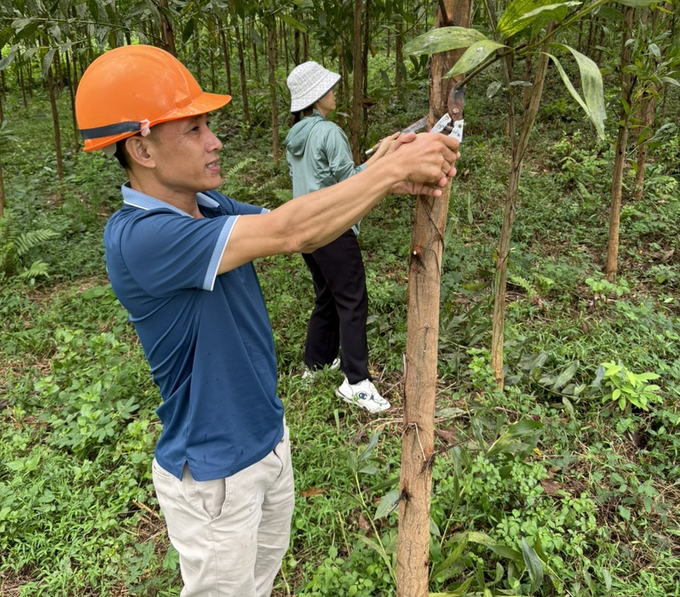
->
<box><xmin>218</xmin><ymin>132</ymin><xmax>459</xmax><ymax>274</ymax></box>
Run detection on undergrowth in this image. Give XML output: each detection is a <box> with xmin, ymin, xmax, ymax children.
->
<box><xmin>1</xmin><ymin>58</ymin><xmax>679</xmax><ymax>597</ymax></box>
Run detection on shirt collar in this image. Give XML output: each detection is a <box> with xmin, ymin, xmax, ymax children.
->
<box><xmin>121</xmin><ymin>183</ymin><xmax>220</xmax><ymax>216</ymax></box>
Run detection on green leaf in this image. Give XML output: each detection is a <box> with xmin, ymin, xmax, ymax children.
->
<box><xmin>358</xmin><ymin>431</ymin><xmax>380</xmax><ymax>462</ymax></box>
<box><xmin>42</xmin><ymin>48</ymin><xmax>57</xmax><ymax>79</ymax></box>
<box><xmin>355</xmin><ymin>535</ymin><xmax>392</xmax><ymax>571</ymax></box>
<box><xmin>595</xmin><ymin>5</ymin><xmax>626</xmax><ymax>20</ymax></box>
<box><xmin>497</xmin><ymin>0</ymin><xmax>576</xmax><ymax>40</ymax></box>
<box><xmin>548</xmin><ymin>46</ymin><xmax>606</xmax><ymax>139</ymax></box>
<box><xmin>431</xmin><ymin>534</ymin><xmax>468</xmax><ymax>578</ymax></box>
<box><xmin>404</xmin><ymin>26</ymin><xmax>487</xmax><ymax>56</ymax></box>
<box><xmin>374</xmin><ymin>488</ymin><xmax>400</xmax><ymax>520</ymax></box>
<box><xmin>488</xmin><ymin>543</ymin><xmax>524</xmax><ymax>564</ymax></box>
<box><xmin>506</xmin><ymin>418</ymin><xmax>544</xmax><ymax>437</ymax></box>
<box><xmin>552</xmin><ymin>361</ymin><xmax>579</xmax><ymax>390</ymax></box>
<box><xmin>428</xmin><ymin>578</ymin><xmax>473</xmax><ymax>596</ymax></box>
<box><xmin>280</xmin><ymin>13</ymin><xmax>308</xmax><ymax>32</ymax></box>
<box><xmin>521</xmin><ymin>538</ymin><xmax>545</xmax><ymax>593</ymax></box>
<box><xmin>445</xmin><ymin>40</ymin><xmax>507</xmax><ymax>78</ymax></box>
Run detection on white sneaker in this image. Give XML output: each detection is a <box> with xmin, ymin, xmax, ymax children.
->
<box><xmin>302</xmin><ymin>358</ymin><xmax>341</xmax><ymax>380</ymax></box>
<box><xmin>335</xmin><ymin>377</ymin><xmax>391</xmax><ymax>413</ymax></box>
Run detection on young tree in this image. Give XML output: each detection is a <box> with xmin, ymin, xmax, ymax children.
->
<box><xmin>605</xmin><ymin>2</ymin><xmax>680</xmax><ymax>279</ymax></box>
<box><xmin>396</xmin><ymin>1</ymin><xmax>472</xmax><ymax>595</ymax></box>
<box><xmin>405</xmin><ymin>0</ymin><xmax>666</xmax><ymax>387</ymax></box>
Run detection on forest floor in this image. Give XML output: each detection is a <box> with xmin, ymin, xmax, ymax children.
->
<box><xmin>1</xmin><ymin>79</ymin><xmax>679</xmax><ymax>597</ymax></box>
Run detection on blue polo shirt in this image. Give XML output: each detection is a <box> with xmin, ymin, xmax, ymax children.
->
<box><xmin>104</xmin><ymin>184</ymin><xmax>284</xmax><ymax>481</ymax></box>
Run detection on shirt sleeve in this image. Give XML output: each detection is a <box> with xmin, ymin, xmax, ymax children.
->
<box><xmin>205</xmin><ymin>191</ymin><xmax>266</xmax><ymax>216</ymax></box>
<box><xmin>323</xmin><ymin>125</ymin><xmax>364</xmax><ymax>183</ymax></box>
<box><xmin>119</xmin><ymin>211</ymin><xmax>237</xmax><ymax>295</ymax></box>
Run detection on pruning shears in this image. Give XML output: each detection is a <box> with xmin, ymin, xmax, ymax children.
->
<box><xmin>429</xmin><ymin>83</ymin><xmax>465</xmax><ymax>143</ymax></box>
<box><xmin>364</xmin><ymin>83</ymin><xmax>464</xmax><ymax>157</ymax></box>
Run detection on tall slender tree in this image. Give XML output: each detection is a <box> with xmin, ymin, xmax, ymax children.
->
<box><xmin>396</xmin><ymin>1</ymin><xmax>472</xmax><ymax>595</ymax></box>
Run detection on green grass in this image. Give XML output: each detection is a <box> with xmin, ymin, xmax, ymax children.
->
<box><xmin>1</xmin><ymin>70</ymin><xmax>679</xmax><ymax>597</ymax></box>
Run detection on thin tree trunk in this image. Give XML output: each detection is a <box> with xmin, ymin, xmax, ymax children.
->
<box><xmin>633</xmin><ymin>95</ymin><xmax>656</xmax><ymax>202</ymax></box>
<box><xmin>46</xmin><ymin>64</ymin><xmax>64</xmax><ymax>184</ymax></box>
<box><xmin>395</xmin><ymin>18</ymin><xmax>404</xmax><ymax>91</ymax></box>
<box><xmin>361</xmin><ymin>0</ymin><xmax>371</xmax><ymax>149</ymax></box>
<box><xmin>65</xmin><ymin>50</ymin><xmax>79</xmax><ymax>149</ymax></box>
<box><xmin>267</xmin><ymin>24</ymin><xmax>280</xmax><ymax>166</ymax></box>
<box><xmin>606</xmin><ymin>6</ymin><xmax>635</xmax><ymax>281</ymax></box>
<box><xmin>18</xmin><ymin>59</ymin><xmax>28</xmax><ymax>109</ymax></box>
<box><xmin>633</xmin><ymin>8</ymin><xmax>660</xmax><ymax>203</ymax></box>
<box><xmin>232</xmin><ymin>10</ymin><xmax>251</xmax><ymax>127</ymax></box>
<box><xmin>490</xmin><ymin>30</ymin><xmax>552</xmax><ymax>389</ymax></box>
<box><xmin>350</xmin><ymin>0</ymin><xmax>364</xmax><ymax>162</ymax></box>
<box><xmin>220</xmin><ymin>27</ymin><xmax>233</xmax><ymax>96</ymax></box>
<box><xmin>0</xmin><ymin>162</ymin><xmax>5</xmax><ymax>219</ymax></box>
<box><xmin>396</xmin><ymin>0</ymin><xmax>471</xmax><ymax>594</ymax></box>
<box><xmin>282</xmin><ymin>19</ymin><xmax>290</xmax><ymax>74</ymax></box>
<box><xmin>0</xmin><ymin>92</ymin><xmax>4</xmax><ymax>218</ymax></box>
<box><xmin>252</xmin><ymin>22</ymin><xmax>259</xmax><ymax>79</ymax></box>
<box><xmin>158</xmin><ymin>0</ymin><xmax>177</xmax><ymax>55</ymax></box>
<box><xmin>294</xmin><ymin>27</ymin><xmax>301</xmax><ymax>64</ymax></box>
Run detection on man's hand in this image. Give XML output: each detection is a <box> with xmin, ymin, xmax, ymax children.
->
<box><xmin>365</xmin><ymin>131</ymin><xmax>402</xmax><ymax>164</ymax></box>
<box><xmin>387</xmin><ymin>132</ymin><xmax>460</xmax><ymax>195</ymax></box>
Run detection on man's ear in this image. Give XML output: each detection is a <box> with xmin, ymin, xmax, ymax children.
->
<box><xmin>125</xmin><ymin>136</ymin><xmax>155</xmax><ymax>169</ymax></box>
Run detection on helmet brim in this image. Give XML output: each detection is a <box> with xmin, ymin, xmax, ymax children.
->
<box><xmin>83</xmin><ymin>91</ymin><xmax>232</xmax><ymax>152</ymax></box>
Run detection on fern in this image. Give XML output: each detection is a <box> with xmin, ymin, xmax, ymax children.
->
<box><xmin>0</xmin><ymin>212</ymin><xmax>59</xmax><ymax>280</ymax></box>
<box><xmin>18</xmin><ymin>259</ymin><xmax>51</xmax><ymax>282</ymax></box>
<box><xmin>225</xmin><ymin>157</ymin><xmax>257</xmax><ymax>178</ymax></box>
<box><xmin>507</xmin><ymin>273</ymin><xmax>536</xmax><ymax>298</ymax></box>
<box><xmin>14</xmin><ymin>229</ymin><xmax>60</xmax><ymax>257</ymax></box>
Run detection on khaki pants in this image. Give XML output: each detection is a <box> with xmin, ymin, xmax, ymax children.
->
<box><xmin>152</xmin><ymin>427</ymin><xmax>295</xmax><ymax>597</ymax></box>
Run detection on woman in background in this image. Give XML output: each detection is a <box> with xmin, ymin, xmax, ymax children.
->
<box><xmin>285</xmin><ymin>61</ymin><xmax>397</xmax><ymax>414</ymax></box>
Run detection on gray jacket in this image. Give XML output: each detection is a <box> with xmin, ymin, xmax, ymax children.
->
<box><xmin>285</xmin><ymin>110</ymin><xmax>365</xmax><ymax>234</ymax></box>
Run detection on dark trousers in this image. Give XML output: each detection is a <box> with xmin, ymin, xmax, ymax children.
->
<box><xmin>302</xmin><ymin>230</ymin><xmax>370</xmax><ymax>384</ymax></box>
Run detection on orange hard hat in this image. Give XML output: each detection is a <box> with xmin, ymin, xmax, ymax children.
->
<box><xmin>75</xmin><ymin>44</ymin><xmax>231</xmax><ymax>152</ymax></box>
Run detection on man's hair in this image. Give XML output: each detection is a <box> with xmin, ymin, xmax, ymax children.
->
<box><xmin>114</xmin><ymin>140</ymin><xmax>130</xmax><ymax>169</ymax></box>
<box><xmin>113</xmin><ymin>126</ymin><xmax>158</xmax><ymax>170</ymax></box>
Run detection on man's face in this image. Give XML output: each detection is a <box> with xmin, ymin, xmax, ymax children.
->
<box><xmin>146</xmin><ymin>114</ymin><xmax>224</xmax><ymax>200</ymax></box>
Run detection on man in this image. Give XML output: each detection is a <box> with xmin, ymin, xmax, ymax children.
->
<box><xmin>75</xmin><ymin>44</ymin><xmax>459</xmax><ymax>597</ymax></box>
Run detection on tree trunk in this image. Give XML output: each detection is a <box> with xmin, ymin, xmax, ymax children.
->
<box><xmin>232</xmin><ymin>10</ymin><xmax>251</xmax><ymax>127</ymax></box>
<box><xmin>350</xmin><ymin>0</ymin><xmax>364</xmax><ymax>162</ymax></box>
<box><xmin>633</xmin><ymin>8</ymin><xmax>660</xmax><ymax>203</ymax></box>
<box><xmin>362</xmin><ymin>0</ymin><xmax>371</xmax><ymax>148</ymax></box>
<box><xmin>0</xmin><ymin>162</ymin><xmax>5</xmax><ymax>219</ymax></box>
<box><xmin>267</xmin><ymin>24</ymin><xmax>280</xmax><ymax>166</ymax></box>
<box><xmin>294</xmin><ymin>27</ymin><xmax>301</xmax><ymax>64</ymax></box>
<box><xmin>47</xmin><ymin>64</ymin><xmax>65</xmax><ymax>184</ymax></box>
<box><xmin>490</xmin><ymin>31</ymin><xmax>552</xmax><ymax>389</ymax></box>
<box><xmin>633</xmin><ymin>94</ymin><xmax>656</xmax><ymax>202</ymax></box>
<box><xmin>395</xmin><ymin>18</ymin><xmax>404</xmax><ymax>92</ymax></box>
<box><xmin>220</xmin><ymin>27</ymin><xmax>233</xmax><ymax>96</ymax></box>
<box><xmin>282</xmin><ymin>19</ymin><xmax>290</xmax><ymax>74</ymax></box>
<box><xmin>158</xmin><ymin>0</ymin><xmax>177</xmax><ymax>55</ymax></box>
<box><xmin>18</xmin><ymin>58</ymin><xmax>28</xmax><ymax>109</ymax></box>
<box><xmin>396</xmin><ymin>0</ymin><xmax>471</xmax><ymax>594</ymax></box>
<box><xmin>605</xmin><ymin>6</ymin><xmax>635</xmax><ymax>281</ymax></box>
<box><xmin>65</xmin><ymin>50</ymin><xmax>80</xmax><ymax>149</ymax></box>
<box><xmin>0</xmin><ymin>92</ymin><xmax>4</xmax><ymax>218</ymax></box>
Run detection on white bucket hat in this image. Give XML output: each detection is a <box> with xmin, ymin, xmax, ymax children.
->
<box><xmin>287</xmin><ymin>61</ymin><xmax>341</xmax><ymax>113</ymax></box>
